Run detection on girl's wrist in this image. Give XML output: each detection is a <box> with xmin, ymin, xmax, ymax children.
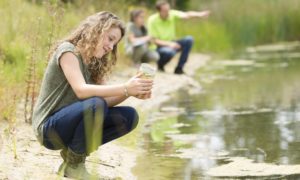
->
<box><xmin>123</xmin><ymin>83</ymin><xmax>129</xmax><ymax>97</ymax></box>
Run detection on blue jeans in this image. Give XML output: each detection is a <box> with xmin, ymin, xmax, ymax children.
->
<box><xmin>42</xmin><ymin>97</ymin><xmax>139</xmax><ymax>155</ymax></box>
<box><xmin>157</xmin><ymin>36</ymin><xmax>194</xmax><ymax>69</ymax></box>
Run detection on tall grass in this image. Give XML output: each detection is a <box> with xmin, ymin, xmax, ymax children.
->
<box><xmin>178</xmin><ymin>0</ymin><xmax>300</xmax><ymax>56</ymax></box>
<box><xmin>0</xmin><ymin>0</ymin><xmax>132</xmax><ymax>122</ymax></box>
<box><xmin>0</xmin><ymin>0</ymin><xmax>134</xmax><ymax>83</ymax></box>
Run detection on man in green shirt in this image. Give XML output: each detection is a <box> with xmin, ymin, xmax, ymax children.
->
<box><xmin>148</xmin><ymin>0</ymin><xmax>210</xmax><ymax>74</ymax></box>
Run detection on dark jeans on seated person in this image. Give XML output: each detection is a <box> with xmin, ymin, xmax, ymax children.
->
<box><xmin>157</xmin><ymin>35</ymin><xmax>194</xmax><ymax>71</ymax></box>
<box><xmin>42</xmin><ymin>97</ymin><xmax>139</xmax><ymax>155</ymax></box>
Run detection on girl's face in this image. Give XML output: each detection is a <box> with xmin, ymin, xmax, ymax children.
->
<box><xmin>94</xmin><ymin>26</ymin><xmax>122</xmax><ymax>58</ymax></box>
<box><xmin>134</xmin><ymin>12</ymin><xmax>145</xmax><ymax>27</ymax></box>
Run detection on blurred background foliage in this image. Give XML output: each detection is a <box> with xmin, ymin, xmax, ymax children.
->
<box><xmin>0</xmin><ymin>0</ymin><xmax>299</xmax><ymax>122</ymax></box>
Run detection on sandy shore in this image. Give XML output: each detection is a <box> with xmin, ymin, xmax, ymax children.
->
<box><xmin>0</xmin><ymin>53</ymin><xmax>210</xmax><ymax>179</ymax></box>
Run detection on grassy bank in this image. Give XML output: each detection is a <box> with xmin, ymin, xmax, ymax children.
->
<box><xmin>178</xmin><ymin>0</ymin><xmax>300</xmax><ymax>56</ymax></box>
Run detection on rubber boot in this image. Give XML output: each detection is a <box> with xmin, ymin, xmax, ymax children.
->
<box><xmin>57</xmin><ymin>148</ymin><xmax>97</xmax><ymax>179</ymax></box>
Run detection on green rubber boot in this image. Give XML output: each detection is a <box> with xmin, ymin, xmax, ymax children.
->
<box><xmin>57</xmin><ymin>148</ymin><xmax>97</xmax><ymax>179</ymax></box>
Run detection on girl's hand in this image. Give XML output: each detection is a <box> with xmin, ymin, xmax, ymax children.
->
<box><xmin>134</xmin><ymin>91</ymin><xmax>152</xmax><ymax>99</ymax></box>
<box><xmin>125</xmin><ymin>73</ymin><xmax>153</xmax><ymax>97</ymax></box>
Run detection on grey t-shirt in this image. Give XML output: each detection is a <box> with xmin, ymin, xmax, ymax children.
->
<box><xmin>32</xmin><ymin>42</ymin><xmax>93</xmax><ymax>144</ymax></box>
<box><xmin>125</xmin><ymin>22</ymin><xmax>148</xmax><ymax>54</ymax></box>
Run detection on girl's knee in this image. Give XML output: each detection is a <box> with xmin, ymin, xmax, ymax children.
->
<box><xmin>85</xmin><ymin>97</ymin><xmax>108</xmax><ymax>113</ymax></box>
<box><xmin>93</xmin><ymin>97</ymin><xmax>107</xmax><ymax>107</ymax></box>
<box><xmin>124</xmin><ymin>106</ymin><xmax>139</xmax><ymax>130</ymax></box>
<box><xmin>131</xmin><ymin>108</ymin><xmax>139</xmax><ymax>130</ymax></box>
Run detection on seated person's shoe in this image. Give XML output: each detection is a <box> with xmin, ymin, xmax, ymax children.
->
<box><xmin>174</xmin><ymin>67</ymin><xmax>185</xmax><ymax>75</ymax></box>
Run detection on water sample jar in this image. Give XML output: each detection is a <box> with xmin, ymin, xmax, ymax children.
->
<box><xmin>138</xmin><ymin>63</ymin><xmax>156</xmax><ymax>79</ymax></box>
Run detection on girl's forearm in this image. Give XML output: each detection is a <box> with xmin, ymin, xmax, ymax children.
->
<box><xmin>77</xmin><ymin>83</ymin><xmax>126</xmax><ymax>99</ymax></box>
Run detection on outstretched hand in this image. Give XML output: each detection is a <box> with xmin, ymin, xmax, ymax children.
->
<box><xmin>199</xmin><ymin>10</ymin><xmax>210</xmax><ymax>18</ymax></box>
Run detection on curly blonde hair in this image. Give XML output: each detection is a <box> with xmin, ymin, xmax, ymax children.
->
<box><xmin>49</xmin><ymin>11</ymin><xmax>126</xmax><ymax>84</ymax></box>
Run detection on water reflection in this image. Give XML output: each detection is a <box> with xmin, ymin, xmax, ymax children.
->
<box><xmin>133</xmin><ymin>57</ymin><xmax>300</xmax><ymax>179</ymax></box>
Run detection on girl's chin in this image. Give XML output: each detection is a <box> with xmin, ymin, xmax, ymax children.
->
<box><xmin>96</xmin><ymin>52</ymin><xmax>109</xmax><ymax>59</ymax></box>
<box><xmin>95</xmin><ymin>54</ymin><xmax>103</xmax><ymax>59</ymax></box>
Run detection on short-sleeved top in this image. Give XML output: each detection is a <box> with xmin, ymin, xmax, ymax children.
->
<box><xmin>32</xmin><ymin>42</ymin><xmax>94</xmax><ymax>144</ymax></box>
<box><xmin>125</xmin><ymin>22</ymin><xmax>148</xmax><ymax>55</ymax></box>
<box><xmin>147</xmin><ymin>10</ymin><xmax>184</xmax><ymax>41</ymax></box>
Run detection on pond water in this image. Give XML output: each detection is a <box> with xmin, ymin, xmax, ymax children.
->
<box><xmin>133</xmin><ymin>50</ymin><xmax>300</xmax><ymax>179</ymax></box>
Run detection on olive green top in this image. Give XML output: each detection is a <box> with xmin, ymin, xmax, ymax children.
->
<box><xmin>32</xmin><ymin>42</ymin><xmax>94</xmax><ymax>144</ymax></box>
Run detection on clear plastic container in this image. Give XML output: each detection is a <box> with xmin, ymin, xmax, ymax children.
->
<box><xmin>138</xmin><ymin>63</ymin><xmax>156</xmax><ymax>79</ymax></box>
